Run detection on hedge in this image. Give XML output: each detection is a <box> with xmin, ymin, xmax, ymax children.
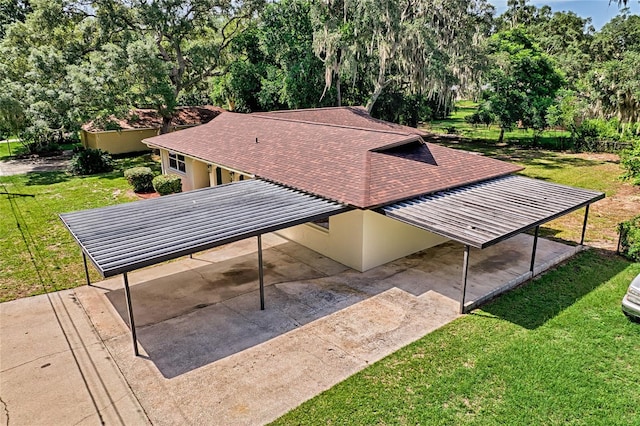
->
<box><xmin>152</xmin><ymin>174</ymin><xmax>182</xmax><ymax>196</ymax></box>
<box><xmin>124</xmin><ymin>167</ymin><xmax>155</xmax><ymax>193</ymax></box>
<box><xmin>618</xmin><ymin>214</ymin><xmax>640</xmax><ymax>262</ymax></box>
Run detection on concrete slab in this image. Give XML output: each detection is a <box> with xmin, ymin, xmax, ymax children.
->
<box><xmin>2</xmin><ymin>232</ymin><xmax>578</xmax><ymax>425</ymax></box>
<box><xmin>0</xmin><ymin>290</ymin><xmax>148</xmax><ymax>425</ymax></box>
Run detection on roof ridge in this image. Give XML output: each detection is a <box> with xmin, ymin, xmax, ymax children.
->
<box><xmin>256</xmin><ymin>106</ymin><xmax>366</xmax><ymax>114</ymax></box>
<box><xmin>248</xmin><ymin>113</ymin><xmax>419</xmax><ymax>138</ymax></box>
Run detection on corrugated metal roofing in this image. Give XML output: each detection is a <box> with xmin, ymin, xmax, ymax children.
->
<box><xmin>60</xmin><ymin>180</ymin><xmax>349</xmax><ymax>277</ymax></box>
<box><xmin>381</xmin><ymin>175</ymin><xmax>604</xmax><ymax>249</ymax></box>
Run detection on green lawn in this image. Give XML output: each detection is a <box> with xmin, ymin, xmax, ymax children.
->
<box><xmin>426</xmin><ymin>100</ymin><xmax>571</xmax><ymax>149</ymax></box>
<box><xmin>0</xmin><ymin>139</ymin><xmax>23</xmax><ymax>159</ymax></box>
<box><xmin>271</xmin><ymin>104</ymin><xmax>640</xmax><ymax>424</ymax></box>
<box><xmin>274</xmin><ymin>250</ymin><xmax>640</xmax><ymax>425</ymax></box>
<box><xmin>423</xmin><ymin>103</ymin><xmax>637</xmax><ymax>248</ymax></box>
<box><xmin>0</xmin><ymin>154</ymin><xmax>160</xmax><ymax>301</ymax></box>
<box><xmin>1</xmin><ymin>138</ymin><xmax>80</xmax><ymax>160</ymax></box>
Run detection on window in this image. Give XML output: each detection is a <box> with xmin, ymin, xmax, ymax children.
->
<box><xmin>311</xmin><ymin>218</ymin><xmax>330</xmax><ymax>230</ymax></box>
<box><xmin>168</xmin><ymin>152</ymin><xmax>186</xmax><ymax>173</ymax></box>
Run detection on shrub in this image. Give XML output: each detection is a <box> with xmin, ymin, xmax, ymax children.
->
<box><xmin>152</xmin><ymin>174</ymin><xmax>182</xmax><ymax>196</ymax></box>
<box><xmin>620</xmin><ymin>140</ymin><xmax>640</xmax><ymax>185</ymax></box>
<box><xmin>618</xmin><ymin>215</ymin><xmax>640</xmax><ymax>262</ymax></box>
<box><xmin>69</xmin><ymin>148</ymin><xmax>114</xmax><ymax>175</ymax></box>
<box><xmin>124</xmin><ymin>167</ymin><xmax>155</xmax><ymax>193</ymax></box>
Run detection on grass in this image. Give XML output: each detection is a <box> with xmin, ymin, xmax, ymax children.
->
<box><xmin>0</xmin><ymin>153</ymin><xmax>160</xmax><ymax>302</ymax></box>
<box><xmin>422</xmin><ymin>101</ymin><xmax>639</xmax><ymax>248</ymax></box>
<box><xmin>269</xmin><ymin>103</ymin><xmax>640</xmax><ymax>424</ymax></box>
<box><xmin>273</xmin><ymin>250</ymin><xmax>640</xmax><ymax>425</ymax></box>
<box><xmin>1</xmin><ymin>138</ymin><xmax>79</xmax><ymax>160</ymax></box>
<box><xmin>426</xmin><ymin>100</ymin><xmax>572</xmax><ymax>149</ymax></box>
<box><xmin>0</xmin><ymin>139</ymin><xmax>23</xmax><ymax>160</ymax></box>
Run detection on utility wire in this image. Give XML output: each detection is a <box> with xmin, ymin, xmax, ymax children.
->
<box><xmin>2</xmin><ymin>180</ymin><xmax>109</xmax><ymax>425</ymax></box>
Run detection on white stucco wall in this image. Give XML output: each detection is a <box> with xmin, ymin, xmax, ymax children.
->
<box><xmin>159</xmin><ymin>150</ymin><xmax>248</xmax><ymax>191</ymax></box>
<box><xmin>276</xmin><ymin>210</ymin><xmax>449</xmax><ymax>272</ymax></box>
<box><xmin>189</xmin><ymin>159</ymin><xmax>210</xmax><ymax>190</ymax></box>
<box><xmin>361</xmin><ymin>210</ymin><xmax>449</xmax><ymax>271</ymax></box>
<box><xmin>275</xmin><ymin>210</ymin><xmax>365</xmax><ymax>271</ymax></box>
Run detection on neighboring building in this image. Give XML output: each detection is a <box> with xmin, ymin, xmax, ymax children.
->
<box><xmin>81</xmin><ymin>106</ymin><xmax>222</xmax><ymax>154</ymax></box>
<box><xmin>143</xmin><ymin>106</ymin><xmax>522</xmax><ymax>272</ymax></box>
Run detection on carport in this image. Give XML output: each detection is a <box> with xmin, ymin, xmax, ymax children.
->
<box><xmin>60</xmin><ymin>179</ymin><xmax>349</xmax><ymax>355</ymax></box>
<box><xmin>61</xmin><ymin>175</ymin><xmax>604</xmax><ymax>356</ymax></box>
<box><xmin>381</xmin><ymin>174</ymin><xmax>604</xmax><ymax>314</ymax></box>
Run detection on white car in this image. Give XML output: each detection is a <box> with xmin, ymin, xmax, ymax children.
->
<box><xmin>622</xmin><ymin>273</ymin><xmax>640</xmax><ymax>322</ymax></box>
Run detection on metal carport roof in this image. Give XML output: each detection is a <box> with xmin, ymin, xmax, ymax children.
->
<box><xmin>381</xmin><ymin>174</ymin><xmax>604</xmax><ymax>249</ymax></box>
<box><xmin>381</xmin><ymin>174</ymin><xmax>604</xmax><ymax>314</ymax></box>
<box><xmin>60</xmin><ymin>179</ymin><xmax>349</xmax><ymax>355</ymax></box>
<box><xmin>61</xmin><ymin>179</ymin><xmax>349</xmax><ymax>277</ymax></box>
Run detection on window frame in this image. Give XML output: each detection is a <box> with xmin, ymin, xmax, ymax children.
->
<box><xmin>168</xmin><ymin>152</ymin><xmax>186</xmax><ymax>174</ymax></box>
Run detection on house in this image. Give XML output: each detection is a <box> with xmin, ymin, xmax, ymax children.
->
<box><xmin>142</xmin><ymin>106</ymin><xmax>524</xmax><ymax>272</ymax></box>
<box><xmin>81</xmin><ymin>106</ymin><xmax>222</xmax><ymax>154</ymax></box>
<box><xmin>61</xmin><ymin>105</ymin><xmax>603</xmax><ymax>356</ymax></box>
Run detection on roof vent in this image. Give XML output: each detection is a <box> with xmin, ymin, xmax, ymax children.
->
<box><xmin>375</xmin><ymin>141</ymin><xmax>437</xmax><ymax>165</ymax></box>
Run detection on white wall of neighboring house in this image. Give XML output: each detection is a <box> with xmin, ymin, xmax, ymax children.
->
<box><xmin>156</xmin><ymin>148</ymin><xmax>449</xmax><ymax>271</ymax></box>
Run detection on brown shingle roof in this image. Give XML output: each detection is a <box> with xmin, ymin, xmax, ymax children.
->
<box><xmin>254</xmin><ymin>106</ymin><xmax>428</xmax><ymax>136</ymax></box>
<box><xmin>82</xmin><ymin>106</ymin><xmax>224</xmax><ymax>132</ymax></box>
<box><xmin>144</xmin><ymin>108</ymin><xmax>522</xmax><ymax>208</ymax></box>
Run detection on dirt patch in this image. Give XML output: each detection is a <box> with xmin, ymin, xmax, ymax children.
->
<box><xmin>571</xmin><ymin>152</ymin><xmax>620</xmax><ymax>163</ymax></box>
<box><xmin>127</xmin><ymin>190</ymin><xmax>160</xmax><ymax>200</ymax></box>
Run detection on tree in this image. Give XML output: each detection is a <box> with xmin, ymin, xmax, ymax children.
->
<box><xmin>93</xmin><ymin>0</ymin><xmax>263</xmax><ymax>133</ymax></box>
<box><xmin>479</xmin><ymin>29</ymin><xmax>564</xmax><ymax>142</ymax></box>
<box><xmin>527</xmin><ymin>11</ymin><xmax>594</xmax><ymax>87</ymax></box>
<box><xmin>210</xmin><ymin>0</ymin><xmax>331</xmax><ymax>112</ymax></box>
<box><xmin>310</xmin><ymin>0</ymin><xmax>494</xmax><ymax>113</ymax></box>
<box><xmin>586</xmin><ymin>13</ymin><xmax>640</xmax><ymax>126</ymax></box>
<box><xmin>586</xmin><ymin>51</ymin><xmax>640</xmax><ymax>127</ymax></box>
<box><xmin>0</xmin><ymin>0</ymin><xmax>31</xmax><ymax>38</ymax></box>
<box><xmin>495</xmin><ymin>0</ymin><xmax>550</xmax><ymax>30</ymax></box>
<box><xmin>0</xmin><ymin>0</ymin><xmax>100</xmax><ymax>151</ymax></box>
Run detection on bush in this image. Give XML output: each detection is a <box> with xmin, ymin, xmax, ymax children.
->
<box><xmin>152</xmin><ymin>174</ymin><xmax>182</xmax><ymax>196</ymax></box>
<box><xmin>124</xmin><ymin>167</ymin><xmax>155</xmax><ymax>193</ymax></box>
<box><xmin>618</xmin><ymin>215</ymin><xmax>640</xmax><ymax>262</ymax></box>
<box><xmin>620</xmin><ymin>140</ymin><xmax>640</xmax><ymax>185</ymax></box>
<box><xmin>69</xmin><ymin>148</ymin><xmax>114</xmax><ymax>175</ymax></box>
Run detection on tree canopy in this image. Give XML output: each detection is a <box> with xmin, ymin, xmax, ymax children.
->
<box><xmin>0</xmin><ymin>0</ymin><xmax>637</xmax><ymax>148</ymax></box>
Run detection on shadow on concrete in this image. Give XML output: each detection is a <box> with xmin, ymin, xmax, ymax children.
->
<box><xmin>104</xmin><ymin>235</ymin><xmax>580</xmax><ymax>378</ymax></box>
<box><xmin>106</xmin><ymin>245</ymin><xmax>373</xmax><ymax>378</ymax></box>
<box><xmin>480</xmin><ymin>249</ymin><xmax>628</xmax><ymax>330</ymax></box>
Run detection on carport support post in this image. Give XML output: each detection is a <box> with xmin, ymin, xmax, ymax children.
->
<box><xmin>258</xmin><ymin>235</ymin><xmax>265</xmax><ymax>310</ymax></box>
<box><xmin>580</xmin><ymin>204</ymin><xmax>590</xmax><ymax>246</ymax></box>
<box><xmin>82</xmin><ymin>252</ymin><xmax>91</xmax><ymax>286</ymax></box>
<box><xmin>460</xmin><ymin>245</ymin><xmax>470</xmax><ymax>314</ymax></box>
<box><xmin>123</xmin><ymin>273</ymin><xmax>139</xmax><ymax>356</ymax></box>
<box><xmin>530</xmin><ymin>226</ymin><xmax>539</xmax><ymax>275</ymax></box>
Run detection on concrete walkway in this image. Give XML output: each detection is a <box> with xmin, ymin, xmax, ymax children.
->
<box><xmin>1</xmin><ymin>233</ymin><xmax>579</xmax><ymax>425</ymax></box>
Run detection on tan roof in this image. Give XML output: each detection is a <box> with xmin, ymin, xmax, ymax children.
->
<box><xmin>144</xmin><ymin>107</ymin><xmax>522</xmax><ymax>208</ymax></box>
<box><xmin>82</xmin><ymin>106</ymin><xmax>224</xmax><ymax>132</ymax></box>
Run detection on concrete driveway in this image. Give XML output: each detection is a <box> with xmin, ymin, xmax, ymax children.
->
<box><xmin>1</xmin><ymin>233</ymin><xmax>578</xmax><ymax>425</ymax></box>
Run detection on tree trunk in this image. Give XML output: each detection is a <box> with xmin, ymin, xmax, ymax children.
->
<box><xmin>336</xmin><ymin>73</ymin><xmax>341</xmax><ymax>107</ymax></box>
<box><xmin>366</xmin><ymin>84</ymin><xmax>385</xmax><ymax>114</ymax></box>
<box><xmin>160</xmin><ymin>115</ymin><xmax>173</xmax><ymax>135</ymax></box>
<box><xmin>498</xmin><ymin>127</ymin><xmax>505</xmax><ymax>143</ymax></box>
